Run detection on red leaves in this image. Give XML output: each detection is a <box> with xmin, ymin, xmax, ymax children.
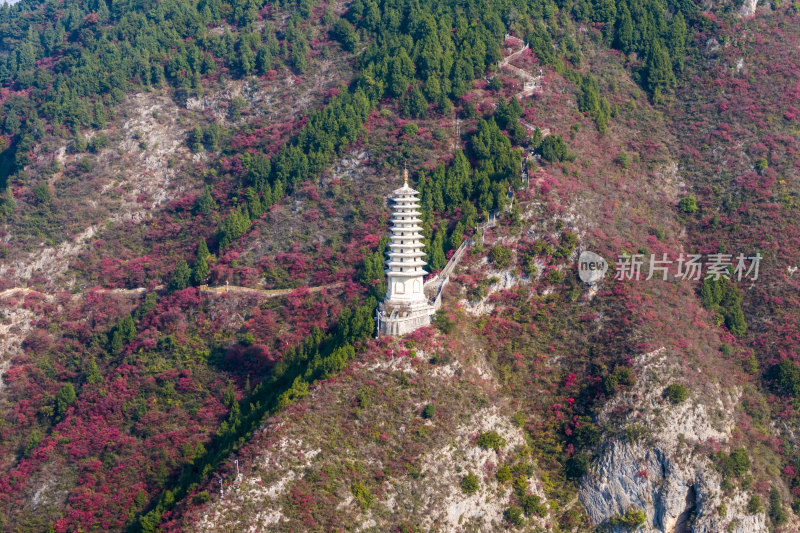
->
<box><xmin>276</xmin><ymin>252</ymin><xmax>309</xmax><ymax>280</ymax></box>
<box><xmin>231</xmin><ymin>133</ymin><xmax>259</xmax><ymax>151</ymax></box>
<box><xmin>224</xmin><ymin>343</ymin><xmax>276</xmax><ymax>373</ymax></box>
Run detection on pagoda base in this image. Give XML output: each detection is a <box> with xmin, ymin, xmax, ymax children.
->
<box><xmin>376</xmin><ymin>299</ymin><xmax>436</xmax><ymax>336</ymax></box>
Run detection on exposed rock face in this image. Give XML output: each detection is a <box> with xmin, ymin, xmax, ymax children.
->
<box><xmin>0</xmin><ymin>306</ymin><xmax>35</xmax><ymax>392</ymax></box>
<box><xmin>579</xmin><ymin>348</ymin><xmax>769</xmax><ymax>533</ymax></box>
<box><xmin>389</xmin><ymin>405</ymin><xmax>543</xmax><ymax>532</ymax></box>
<box><xmin>739</xmin><ymin>0</ymin><xmax>758</xmax><ymax>17</ymax></box>
<box><xmin>581</xmin><ymin>440</ymin><xmax>767</xmax><ymax>533</ymax></box>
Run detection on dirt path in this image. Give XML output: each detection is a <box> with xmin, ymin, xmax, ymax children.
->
<box><xmin>198</xmin><ymin>281</ymin><xmax>344</xmax><ymax>297</ymax></box>
<box><xmin>0</xmin><ymin>282</ymin><xmax>346</xmax><ymax>304</ymax></box>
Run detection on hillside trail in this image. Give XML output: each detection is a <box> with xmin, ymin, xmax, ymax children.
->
<box><xmin>0</xmin><ymin>281</ymin><xmax>345</xmax><ymax>304</ymax></box>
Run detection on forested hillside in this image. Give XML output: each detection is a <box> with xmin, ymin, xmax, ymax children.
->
<box><xmin>0</xmin><ymin>0</ymin><xmax>799</xmax><ymax>530</ymax></box>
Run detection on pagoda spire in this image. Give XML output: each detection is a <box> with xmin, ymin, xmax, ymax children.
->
<box><xmin>375</xmin><ymin>167</ymin><xmax>436</xmax><ymax>336</ymax></box>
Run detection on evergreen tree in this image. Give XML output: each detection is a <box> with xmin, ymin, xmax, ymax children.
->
<box><xmin>110</xmin><ymin>330</ymin><xmax>124</xmax><ymax>355</ymax></box>
<box><xmin>644</xmin><ymin>41</ymin><xmax>674</xmax><ymax>102</ymax></box>
<box><xmin>196</xmin><ymin>186</ymin><xmax>217</xmax><ymax>214</ymax></box>
<box><xmin>217</xmin><ymin>207</ymin><xmax>251</xmax><ymax>248</ymax></box>
<box><xmin>192</xmin><ymin>240</ymin><xmax>210</xmax><ymax>286</ymax></box>
<box><xmin>240</xmin><ymin>44</ymin><xmax>255</xmax><ymax>75</ymax></box>
<box><xmin>255</xmin><ymin>47</ymin><xmax>272</xmax><ymax>74</ymax></box>
<box><xmin>204</xmin><ymin>123</ymin><xmax>223</xmax><ymax>151</ymax></box>
<box><xmin>726</xmin><ymin>305</ymin><xmax>747</xmax><ymax>338</ymax></box>
<box><xmin>17</xmin><ymin>41</ymin><xmax>36</xmax><ymax>72</ymax></box>
<box><xmin>404</xmin><ymin>87</ymin><xmax>428</xmax><ymax>118</ymax></box>
<box><xmin>86</xmin><ymin>358</ymin><xmax>103</xmax><ymax>384</ymax></box>
<box><xmin>332</xmin><ymin>18</ymin><xmax>359</xmax><ymax>52</ymax></box>
<box><xmin>429</xmin><ymin>230</ymin><xmax>446</xmax><ymax>270</ymax></box>
<box><xmin>593</xmin><ymin>0</ymin><xmax>617</xmax><ymax>25</ymax></box>
<box><xmin>117</xmin><ymin>314</ymin><xmax>137</xmax><ymax>343</ymax></box>
<box><xmin>169</xmin><ymin>259</ymin><xmax>192</xmax><ymax>291</ymax></box>
<box><xmin>389</xmin><ymin>50</ymin><xmax>415</xmax><ymax>97</ymax></box>
<box><xmin>54</xmin><ymin>383</ymin><xmax>77</xmax><ymax>420</ymax></box>
<box><xmin>0</xmin><ymin>187</ymin><xmax>16</xmax><ymax>218</ymax></box>
<box><xmin>189</xmin><ymin>127</ymin><xmax>204</xmax><ymax>152</ymax></box>
<box><xmin>668</xmin><ymin>13</ymin><xmax>688</xmax><ymax>73</ymax></box>
<box><xmin>449</xmin><ymin>221</ymin><xmax>465</xmax><ymax>250</ymax></box>
<box><xmin>615</xmin><ymin>3</ymin><xmax>634</xmax><ymax>54</ymax></box>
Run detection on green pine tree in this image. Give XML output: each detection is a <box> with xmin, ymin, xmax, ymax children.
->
<box><xmin>430</xmin><ymin>230</ymin><xmax>446</xmax><ymax>271</ymax></box>
<box><xmin>192</xmin><ymin>240</ymin><xmax>210</xmax><ymax>286</ymax></box>
<box><xmin>404</xmin><ymin>87</ymin><xmax>428</xmax><ymax>118</ymax></box>
<box><xmin>644</xmin><ymin>41</ymin><xmax>674</xmax><ymax>102</ymax></box>
<box><xmin>615</xmin><ymin>4</ymin><xmax>634</xmax><ymax>54</ymax></box>
<box><xmin>449</xmin><ymin>221</ymin><xmax>465</xmax><ymax>250</ymax></box>
<box><xmin>169</xmin><ymin>259</ymin><xmax>192</xmax><ymax>291</ymax></box>
<box><xmin>110</xmin><ymin>330</ymin><xmax>124</xmax><ymax>355</ymax></box>
<box><xmin>54</xmin><ymin>383</ymin><xmax>77</xmax><ymax>419</ymax></box>
<box><xmin>86</xmin><ymin>358</ymin><xmax>103</xmax><ymax>384</ymax></box>
<box><xmin>196</xmin><ymin>186</ymin><xmax>217</xmax><ymax>214</ymax></box>
<box><xmin>668</xmin><ymin>13</ymin><xmax>688</xmax><ymax>73</ymax></box>
<box><xmin>117</xmin><ymin>314</ymin><xmax>137</xmax><ymax>343</ymax></box>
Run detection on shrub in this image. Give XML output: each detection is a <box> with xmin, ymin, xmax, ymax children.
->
<box><xmin>520</xmin><ymin>493</ymin><xmax>547</xmax><ymax>517</ymax></box>
<box><xmin>565</xmin><ymin>453</ymin><xmax>590</xmax><ymax>480</ymax></box>
<box><xmin>769</xmin><ymin>487</ymin><xmax>787</xmax><ymax>526</ymax></box>
<box><xmin>432</xmin><ymin>310</ymin><xmax>456</xmax><ymax>334</ymax></box>
<box><xmin>421</xmin><ymin>404</ymin><xmax>435</xmax><ymax>419</ymax></box>
<box><xmin>545</xmin><ymin>269</ymin><xmax>563</xmax><ymax>284</ymax></box>
<box><xmin>662</xmin><ymin>383</ymin><xmax>688</xmax><ymax>404</ymax></box>
<box><xmin>539</xmin><ymin>134</ymin><xmax>571</xmax><ymax>162</ymax></box>
<box><xmin>352</xmin><ymin>482</ymin><xmax>375</xmax><ymax>509</ymax></box>
<box><xmin>32</xmin><ymin>182</ymin><xmax>50</xmax><ymax>204</ymax></box>
<box><xmin>460</xmin><ymin>472</ymin><xmax>479</xmax><ymax>494</ymax></box>
<box><xmin>743</xmin><ymin>354</ymin><xmax>758</xmax><ymax>374</ymax></box>
<box><xmin>496</xmin><ymin>465</ymin><xmax>512</xmax><ymax>483</ymax></box>
<box><xmin>574</xmin><ymin>422</ymin><xmax>601</xmax><ymax>447</ymax></box>
<box><xmin>678</xmin><ymin>195</ymin><xmax>698</xmax><ymax>213</ymax></box>
<box><xmin>504</xmin><ymin>506</ymin><xmax>524</xmax><ymax>526</ymax></box>
<box><xmin>403</xmin><ymin>123</ymin><xmax>419</xmax><ymax>136</ymax></box>
<box><xmin>721</xmin><ymin>448</ymin><xmax>751</xmax><ymax>478</ymax></box>
<box><xmin>609</xmin><ymin>508</ymin><xmax>647</xmax><ymax>529</ymax></box>
<box><xmin>623</xmin><ymin>424</ymin><xmax>649</xmax><ymax>443</ymax></box>
<box><xmin>489</xmin><ymin>245</ymin><xmax>512</xmax><ymax>268</ymax></box>
<box><xmin>772</xmin><ymin>359</ymin><xmax>800</xmax><ymax>397</ymax></box>
<box><xmin>192</xmin><ymin>491</ymin><xmax>210</xmax><ymax>504</ymax></box>
<box><xmin>747</xmin><ymin>494</ymin><xmax>763</xmax><ymax>514</ymax></box>
<box><xmin>512</xmin><ymin>476</ymin><xmax>529</xmax><ymax>496</ymax></box>
<box><xmin>55</xmin><ymin>383</ymin><xmax>77</xmax><ymax>419</ymax></box>
<box><xmin>476</xmin><ymin>431</ymin><xmax>506</xmax><ymax>451</ymax></box>
<box><xmin>23</xmin><ymin>429</ymin><xmax>43</xmax><ymax>457</ymax></box>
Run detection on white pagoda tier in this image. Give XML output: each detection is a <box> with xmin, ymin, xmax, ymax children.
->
<box><xmin>376</xmin><ymin>169</ymin><xmax>437</xmax><ymax>336</ymax></box>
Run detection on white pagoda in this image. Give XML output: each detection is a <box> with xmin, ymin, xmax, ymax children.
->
<box><xmin>376</xmin><ymin>169</ymin><xmax>437</xmax><ymax>336</ymax></box>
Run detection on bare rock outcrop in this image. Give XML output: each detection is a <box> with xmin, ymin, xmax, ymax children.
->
<box><xmin>579</xmin><ymin>348</ymin><xmax>769</xmax><ymax>533</ymax></box>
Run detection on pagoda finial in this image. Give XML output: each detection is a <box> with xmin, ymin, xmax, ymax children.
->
<box><xmin>403</xmin><ymin>165</ymin><xmax>408</xmax><ymax>187</ymax></box>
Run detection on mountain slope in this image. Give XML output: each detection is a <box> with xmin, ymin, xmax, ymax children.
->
<box><xmin>0</xmin><ymin>0</ymin><xmax>799</xmax><ymax>531</ymax></box>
